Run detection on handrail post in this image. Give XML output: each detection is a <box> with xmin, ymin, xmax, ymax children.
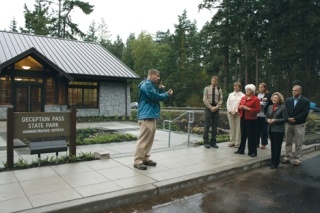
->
<box><xmin>168</xmin><ymin>122</ymin><xmax>171</xmax><ymax>148</ymax></box>
<box><xmin>187</xmin><ymin>112</ymin><xmax>191</xmax><ymax>146</ymax></box>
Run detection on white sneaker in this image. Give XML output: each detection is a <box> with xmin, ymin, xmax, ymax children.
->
<box><xmin>294</xmin><ymin>159</ymin><xmax>301</xmax><ymax>166</ymax></box>
<box><xmin>281</xmin><ymin>158</ymin><xmax>290</xmax><ymax>164</ymax></box>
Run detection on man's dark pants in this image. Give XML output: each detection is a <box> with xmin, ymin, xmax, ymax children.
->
<box><xmin>203</xmin><ymin>108</ymin><xmax>219</xmax><ymax>145</ymax></box>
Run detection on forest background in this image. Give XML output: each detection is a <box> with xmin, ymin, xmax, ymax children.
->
<box><xmin>4</xmin><ymin>0</ymin><xmax>320</xmax><ymax>107</ymax></box>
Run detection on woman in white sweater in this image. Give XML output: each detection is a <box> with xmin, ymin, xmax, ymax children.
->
<box><xmin>227</xmin><ymin>82</ymin><xmax>245</xmax><ymax>147</ymax></box>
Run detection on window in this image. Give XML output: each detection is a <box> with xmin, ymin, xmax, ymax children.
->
<box><xmin>0</xmin><ymin>77</ymin><xmax>11</xmax><ymax>104</ymax></box>
<box><xmin>14</xmin><ymin>77</ymin><xmax>43</xmax><ymax>83</ymax></box>
<box><xmin>14</xmin><ymin>56</ymin><xmax>43</xmax><ymax>71</ymax></box>
<box><xmin>46</xmin><ymin>78</ymin><xmax>55</xmax><ymax>104</ymax></box>
<box><xmin>68</xmin><ymin>81</ymin><xmax>98</xmax><ymax>108</ymax></box>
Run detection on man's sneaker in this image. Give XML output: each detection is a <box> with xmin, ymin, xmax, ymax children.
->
<box><xmin>143</xmin><ymin>160</ymin><xmax>157</xmax><ymax>166</ymax></box>
<box><xmin>281</xmin><ymin>158</ymin><xmax>290</xmax><ymax>164</ymax></box>
<box><xmin>133</xmin><ymin>163</ymin><xmax>147</xmax><ymax>170</ymax></box>
<box><xmin>294</xmin><ymin>159</ymin><xmax>301</xmax><ymax>166</ymax></box>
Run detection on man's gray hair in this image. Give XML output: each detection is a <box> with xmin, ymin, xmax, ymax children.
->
<box><xmin>293</xmin><ymin>85</ymin><xmax>302</xmax><ymax>92</ymax></box>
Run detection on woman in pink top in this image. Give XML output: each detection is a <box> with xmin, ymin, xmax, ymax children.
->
<box><xmin>226</xmin><ymin>82</ymin><xmax>245</xmax><ymax>148</ymax></box>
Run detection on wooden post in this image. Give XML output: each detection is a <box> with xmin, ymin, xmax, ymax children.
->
<box><xmin>69</xmin><ymin>106</ymin><xmax>76</xmax><ymax>156</ymax></box>
<box><xmin>7</xmin><ymin>108</ymin><xmax>14</xmax><ymax>169</ymax></box>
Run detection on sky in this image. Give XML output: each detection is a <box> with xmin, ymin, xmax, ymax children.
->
<box><xmin>0</xmin><ymin>0</ymin><xmax>215</xmax><ymax>41</ymax></box>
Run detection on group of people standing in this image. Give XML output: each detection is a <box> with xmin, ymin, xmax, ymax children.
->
<box><xmin>203</xmin><ymin>76</ymin><xmax>310</xmax><ymax>169</ymax></box>
<box><xmin>132</xmin><ymin>70</ymin><xmax>309</xmax><ymax>171</ymax></box>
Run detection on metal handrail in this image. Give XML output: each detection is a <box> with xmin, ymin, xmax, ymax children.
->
<box><xmin>162</xmin><ymin>111</ymin><xmax>195</xmax><ymax>147</ymax></box>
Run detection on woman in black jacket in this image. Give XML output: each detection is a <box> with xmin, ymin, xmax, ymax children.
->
<box><xmin>265</xmin><ymin>92</ymin><xmax>288</xmax><ymax>169</ymax></box>
<box><xmin>256</xmin><ymin>83</ymin><xmax>272</xmax><ymax>149</ymax></box>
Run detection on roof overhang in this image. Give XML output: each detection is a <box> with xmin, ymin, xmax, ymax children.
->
<box><xmin>70</xmin><ymin>73</ymin><xmax>140</xmax><ymax>81</ymax></box>
<box><xmin>0</xmin><ymin>47</ymin><xmax>74</xmax><ymax>81</ymax></box>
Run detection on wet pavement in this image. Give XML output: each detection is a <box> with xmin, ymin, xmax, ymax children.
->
<box><xmin>109</xmin><ymin>151</ymin><xmax>320</xmax><ymax>213</ymax></box>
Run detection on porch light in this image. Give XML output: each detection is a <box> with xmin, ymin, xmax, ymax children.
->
<box><xmin>22</xmin><ymin>66</ymin><xmax>31</xmax><ymax>70</ymax></box>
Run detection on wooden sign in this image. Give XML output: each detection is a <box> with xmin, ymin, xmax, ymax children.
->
<box><xmin>13</xmin><ymin>112</ymin><xmax>71</xmax><ymax>138</ymax></box>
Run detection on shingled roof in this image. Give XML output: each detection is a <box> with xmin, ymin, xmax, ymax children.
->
<box><xmin>0</xmin><ymin>31</ymin><xmax>139</xmax><ymax>80</ymax></box>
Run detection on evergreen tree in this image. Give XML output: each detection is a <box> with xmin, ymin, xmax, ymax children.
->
<box><xmin>51</xmin><ymin>0</ymin><xmax>94</xmax><ymax>39</ymax></box>
<box><xmin>107</xmin><ymin>36</ymin><xmax>125</xmax><ymax>59</ymax></box>
<box><xmin>122</xmin><ymin>33</ymin><xmax>136</xmax><ymax>70</ymax></box>
<box><xmin>169</xmin><ymin>10</ymin><xmax>203</xmax><ymax>106</ymax></box>
<box><xmin>9</xmin><ymin>17</ymin><xmax>19</xmax><ymax>32</ymax></box>
<box><xmin>21</xmin><ymin>0</ymin><xmax>51</xmax><ymax>35</ymax></box>
<box><xmin>96</xmin><ymin>18</ymin><xmax>112</xmax><ymax>46</ymax></box>
<box><xmin>199</xmin><ymin>0</ymin><xmax>320</xmax><ymax>101</ymax></box>
<box><xmin>84</xmin><ymin>20</ymin><xmax>97</xmax><ymax>42</ymax></box>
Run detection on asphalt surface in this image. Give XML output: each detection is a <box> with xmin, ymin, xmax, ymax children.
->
<box><xmin>104</xmin><ymin>151</ymin><xmax>320</xmax><ymax>213</ymax></box>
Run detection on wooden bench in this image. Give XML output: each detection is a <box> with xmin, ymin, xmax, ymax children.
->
<box><xmin>29</xmin><ymin>140</ymin><xmax>68</xmax><ymax>166</ymax></box>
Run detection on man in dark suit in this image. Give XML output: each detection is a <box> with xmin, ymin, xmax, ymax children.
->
<box><xmin>282</xmin><ymin>85</ymin><xmax>310</xmax><ymax>166</ymax></box>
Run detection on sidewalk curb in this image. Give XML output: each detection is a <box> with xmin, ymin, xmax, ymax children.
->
<box><xmin>20</xmin><ymin>144</ymin><xmax>320</xmax><ymax>213</ymax></box>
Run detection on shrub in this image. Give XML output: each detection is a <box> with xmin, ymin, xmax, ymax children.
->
<box><xmin>306</xmin><ymin>113</ymin><xmax>320</xmax><ymax>134</ymax></box>
<box><xmin>1</xmin><ymin>152</ymin><xmax>96</xmax><ymax>171</ymax></box>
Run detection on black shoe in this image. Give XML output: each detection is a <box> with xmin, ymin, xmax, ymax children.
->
<box><xmin>133</xmin><ymin>163</ymin><xmax>147</xmax><ymax>170</ymax></box>
<box><xmin>270</xmin><ymin>165</ymin><xmax>278</xmax><ymax>169</ymax></box>
<box><xmin>250</xmin><ymin>154</ymin><xmax>257</xmax><ymax>157</ymax></box>
<box><xmin>211</xmin><ymin>144</ymin><xmax>219</xmax><ymax>148</ymax></box>
<box><xmin>234</xmin><ymin>151</ymin><xmax>244</xmax><ymax>154</ymax></box>
<box><xmin>204</xmin><ymin>144</ymin><xmax>211</xmax><ymax>148</ymax></box>
<box><xmin>143</xmin><ymin>160</ymin><xmax>157</xmax><ymax>166</ymax></box>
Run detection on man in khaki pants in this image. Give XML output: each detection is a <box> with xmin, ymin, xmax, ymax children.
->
<box><xmin>282</xmin><ymin>85</ymin><xmax>310</xmax><ymax>166</ymax></box>
<box><xmin>133</xmin><ymin>69</ymin><xmax>173</xmax><ymax>170</ymax></box>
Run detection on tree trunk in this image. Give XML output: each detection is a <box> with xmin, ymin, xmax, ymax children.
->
<box><xmin>255</xmin><ymin>52</ymin><xmax>258</xmax><ymax>86</ymax></box>
<box><xmin>245</xmin><ymin>44</ymin><xmax>248</xmax><ymax>85</ymax></box>
<box><xmin>58</xmin><ymin>0</ymin><xmax>62</xmax><ymax>37</ymax></box>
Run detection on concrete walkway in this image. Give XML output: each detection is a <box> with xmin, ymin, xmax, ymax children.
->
<box><xmin>0</xmin><ymin>121</ymin><xmax>319</xmax><ymax>213</ymax></box>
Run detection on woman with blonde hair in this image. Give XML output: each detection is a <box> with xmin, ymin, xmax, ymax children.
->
<box><xmin>226</xmin><ymin>82</ymin><xmax>245</xmax><ymax>148</ymax></box>
<box><xmin>265</xmin><ymin>92</ymin><xmax>288</xmax><ymax>169</ymax></box>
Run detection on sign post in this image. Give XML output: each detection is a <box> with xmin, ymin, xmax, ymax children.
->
<box><xmin>6</xmin><ymin>108</ymin><xmax>14</xmax><ymax>169</ymax></box>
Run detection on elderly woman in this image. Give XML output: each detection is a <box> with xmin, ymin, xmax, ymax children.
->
<box><xmin>256</xmin><ymin>83</ymin><xmax>272</xmax><ymax>149</ymax></box>
<box><xmin>234</xmin><ymin>84</ymin><xmax>260</xmax><ymax>157</ymax></box>
<box><xmin>266</xmin><ymin>92</ymin><xmax>288</xmax><ymax>169</ymax></box>
<box><xmin>227</xmin><ymin>82</ymin><xmax>245</xmax><ymax>148</ymax></box>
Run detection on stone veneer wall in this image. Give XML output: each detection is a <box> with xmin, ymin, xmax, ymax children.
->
<box><xmin>76</xmin><ymin>108</ymin><xmax>99</xmax><ymax>117</ymax></box>
<box><xmin>99</xmin><ymin>82</ymin><xmax>131</xmax><ymax>117</ymax></box>
<box><xmin>44</xmin><ymin>105</ymin><xmax>68</xmax><ymax>112</ymax></box>
<box><xmin>0</xmin><ymin>105</ymin><xmax>13</xmax><ymax>120</ymax></box>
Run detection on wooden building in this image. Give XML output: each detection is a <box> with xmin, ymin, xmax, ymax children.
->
<box><xmin>0</xmin><ymin>31</ymin><xmax>139</xmax><ymax>119</ymax></box>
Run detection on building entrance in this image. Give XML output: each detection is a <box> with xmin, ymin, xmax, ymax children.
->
<box><xmin>15</xmin><ymin>84</ymin><xmax>43</xmax><ymax>112</ymax></box>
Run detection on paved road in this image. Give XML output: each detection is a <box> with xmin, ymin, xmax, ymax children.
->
<box><xmin>104</xmin><ymin>151</ymin><xmax>320</xmax><ymax>213</ymax></box>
